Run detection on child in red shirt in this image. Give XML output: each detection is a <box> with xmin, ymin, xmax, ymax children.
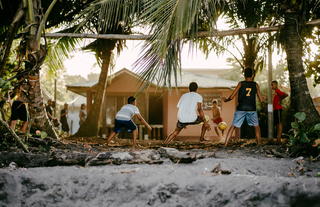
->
<box><xmin>271</xmin><ymin>80</ymin><xmax>288</xmax><ymax>143</ymax></box>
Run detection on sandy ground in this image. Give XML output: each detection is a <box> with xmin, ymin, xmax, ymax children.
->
<box><xmin>0</xmin><ymin>143</ymin><xmax>320</xmax><ymax>207</ymax></box>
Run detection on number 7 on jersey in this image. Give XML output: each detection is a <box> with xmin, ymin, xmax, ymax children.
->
<box><xmin>246</xmin><ymin>88</ymin><xmax>252</xmax><ymax>96</ymax></box>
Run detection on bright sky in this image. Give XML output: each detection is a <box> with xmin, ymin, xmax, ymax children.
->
<box><xmin>63</xmin><ymin>40</ymin><xmax>234</xmax><ymax>78</ymax></box>
<box><xmin>64</xmin><ymin>18</ymin><xmax>236</xmax><ymax>77</ymax></box>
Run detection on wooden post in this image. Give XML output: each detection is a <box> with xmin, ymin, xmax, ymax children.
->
<box><xmin>145</xmin><ymin>92</ymin><xmax>149</xmax><ymax>122</ymax></box>
<box><xmin>267</xmin><ymin>34</ymin><xmax>274</xmax><ymax>138</ymax></box>
<box><xmin>54</xmin><ymin>78</ymin><xmax>57</xmax><ymax>116</ymax></box>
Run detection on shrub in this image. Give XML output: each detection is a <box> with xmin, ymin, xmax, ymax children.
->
<box><xmin>288</xmin><ymin>112</ymin><xmax>320</xmax><ymax>157</ymax></box>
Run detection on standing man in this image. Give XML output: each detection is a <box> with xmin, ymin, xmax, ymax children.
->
<box><xmin>223</xmin><ymin>68</ymin><xmax>264</xmax><ymax>146</ymax></box>
<box><xmin>271</xmin><ymin>80</ymin><xmax>288</xmax><ymax>143</ymax></box>
<box><xmin>163</xmin><ymin>82</ymin><xmax>211</xmax><ymax>144</ymax></box>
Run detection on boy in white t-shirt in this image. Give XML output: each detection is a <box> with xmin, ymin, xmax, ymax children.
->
<box><xmin>163</xmin><ymin>82</ymin><xmax>211</xmax><ymax>144</ymax></box>
<box><xmin>107</xmin><ymin>96</ymin><xmax>152</xmax><ymax>147</ymax></box>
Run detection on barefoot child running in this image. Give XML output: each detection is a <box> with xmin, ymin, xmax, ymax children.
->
<box><xmin>211</xmin><ymin>100</ymin><xmax>224</xmax><ymax>137</ymax></box>
<box><xmin>107</xmin><ymin>96</ymin><xmax>152</xmax><ymax>147</ymax></box>
<box><xmin>223</xmin><ymin>68</ymin><xmax>264</xmax><ymax>146</ymax></box>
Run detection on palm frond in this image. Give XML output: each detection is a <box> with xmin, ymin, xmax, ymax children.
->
<box><xmin>77</xmin><ymin>0</ymin><xmax>145</xmax><ymax>34</ymax></box>
<box><xmin>44</xmin><ymin>26</ymin><xmax>82</xmax><ymax>72</ymax></box>
<box><xmin>135</xmin><ymin>0</ymin><xmax>224</xmax><ymax>86</ymax></box>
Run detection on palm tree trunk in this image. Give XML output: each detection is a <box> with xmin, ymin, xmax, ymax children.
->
<box><xmin>283</xmin><ymin>11</ymin><xmax>320</xmax><ymax>125</ymax></box>
<box><xmin>26</xmin><ymin>73</ymin><xmax>58</xmax><ymax>138</ymax></box>
<box><xmin>22</xmin><ymin>0</ymin><xmax>58</xmax><ymax>138</ymax></box>
<box><xmin>75</xmin><ymin>43</ymin><xmax>115</xmax><ymax>137</ymax></box>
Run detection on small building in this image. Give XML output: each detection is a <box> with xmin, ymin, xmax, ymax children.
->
<box><xmin>313</xmin><ymin>97</ymin><xmax>320</xmax><ymax>114</ymax></box>
<box><xmin>66</xmin><ymin>68</ymin><xmax>237</xmax><ymax>140</ymax></box>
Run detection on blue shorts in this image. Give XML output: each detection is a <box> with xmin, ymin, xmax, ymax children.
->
<box><xmin>114</xmin><ymin>119</ymin><xmax>137</xmax><ymax>133</ymax></box>
<box><xmin>232</xmin><ymin>111</ymin><xmax>259</xmax><ymax>128</ymax></box>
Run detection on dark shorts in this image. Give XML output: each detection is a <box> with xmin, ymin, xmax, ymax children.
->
<box><xmin>114</xmin><ymin>119</ymin><xmax>137</xmax><ymax>133</ymax></box>
<box><xmin>274</xmin><ymin>109</ymin><xmax>282</xmax><ymax>125</ymax></box>
<box><xmin>10</xmin><ymin>101</ymin><xmax>28</xmax><ymax>121</ymax></box>
<box><xmin>177</xmin><ymin>116</ymin><xmax>203</xmax><ymax>129</ymax></box>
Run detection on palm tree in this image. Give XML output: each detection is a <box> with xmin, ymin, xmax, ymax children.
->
<box><xmin>215</xmin><ymin>0</ymin><xmax>276</xmax><ymax>71</ymax></box>
<box><xmin>278</xmin><ymin>0</ymin><xmax>320</xmax><ymax>125</ymax></box>
<box><xmin>0</xmin><ymin>0</ymin><xmax>96</xmax><ymax>138</ymax></box>
<box><xmin>73</xmin><ymin>0</ymin><xmax>145</xmax><ymax>137</ymax></box>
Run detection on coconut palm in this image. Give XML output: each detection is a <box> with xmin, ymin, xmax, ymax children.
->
<box><xmin>108</xmin><ymin>0</ymin><xmax>320</xmax><ymax>125</ymax></box>
<box><xmin>277</xmin><ymin>0</ymin><xmax>320</xmax><ymax>125</ymax></box>
<box><xmin>0</xmin><ymin>0</ymin><xmax>95</xmax><ymax>138</ymax></box>
<box><xmin>72</xmin><ymin>0</ymin><xmax>145</xmax><ymax>137</ymax></box>
<box><xmin>206</xmin><ymin>0</ymin><xmax>277</xmax><ymax>72</ymax></box>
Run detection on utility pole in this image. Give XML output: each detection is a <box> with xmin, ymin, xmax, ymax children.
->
<box><xmin>54</xmin><ymin>78</ymin><xmax>57</xmax><ymax>117</ymax></box>
<box><xmin>267</xmin><ymin>34</ymin><xmax>273</xmax><ymax>138</ymax></box>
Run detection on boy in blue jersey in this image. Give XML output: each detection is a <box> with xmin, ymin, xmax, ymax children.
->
<box><xmin>223</xmin><ymin>68</ymin><xmax>264</xmax><ymax>146</ymax></box>
<box><xmin>107</xmin><ymin>96</ymin><xmax>152</xmax><ymax>147</ymax></box>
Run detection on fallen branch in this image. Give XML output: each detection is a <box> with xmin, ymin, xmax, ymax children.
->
<box><xmin>0</xmin><ymin>119</ymin><xmax>29</xmax><ymax>153</ymax></box>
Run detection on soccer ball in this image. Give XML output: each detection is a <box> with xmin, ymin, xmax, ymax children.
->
<box><xmin>218</xmin><ymin>122</ymin><xmax>227</xmax><ymax>130</ymax></box>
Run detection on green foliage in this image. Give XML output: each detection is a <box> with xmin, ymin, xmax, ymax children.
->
<box><xmin>0</xmin><ymin>78</ymin><xmax>12</xmax><ymax>91</ymax></box>
<box><xmin>288</xmin><ymin>112</ymin><xmax>320</xmax><ymax>156</ymax></box>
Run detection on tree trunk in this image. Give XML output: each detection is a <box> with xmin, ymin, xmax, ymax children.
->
<box><xmin>26</xmin><ymin>73</ymin><xmax>58</xmax><ymax>138</ymax></box>
<box><xmin>22</xmin><ymin>0</ymin><xmax>58</xmax><ymax>139</ymax></box>
<box><xmin>283</xmin><ymin>11</ymin><xmax>320</xmax><ymax>125</ymax></box>
<box><xmin>0</xmin><ymin>118</ymin><xmax>29</xmax><ymax>152</ymax></box>
<box><xmin>75</xmin><ymin>42</ymin><xmax>116</xmax><ymax>137</ymax></box>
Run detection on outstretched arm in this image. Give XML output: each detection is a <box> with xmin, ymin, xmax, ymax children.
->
<box><xmin>135</xmin><ymin>113</ymin><xmax>152</xmax><ymax>131</ymax></box>
<box><xmin>276</xmin><ymin>88</ymin><xmax>288</xmax><ymax>100</ymax></box>
<box><xmin>223</xmin><ymin>82</ymin><xmax>241</xmax><ymax>102</ymax></box>
<box><xmin>256</xmin><ymin>84</ymin><xmax>264</xmax><ymax>103</ymax></box>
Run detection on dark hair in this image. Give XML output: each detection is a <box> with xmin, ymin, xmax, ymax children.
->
<box><xmin>244</xmin><ymin>68</ymin><xmax>254</xmax><ymax>78</ymax></box>
<box><xmin>272</xmin><ymin>80</ymin><xmax>278</xmax><ymax>85</ymax></box>
<box><xmin>212</xmin><ymin>100</ymin><xmax>217</xmax><ymax>104</ymax></box>
<box><xmin>128</xmin><ymin>96</ymin><xmax>136</xmax><ymax>104</ymax></box>
<box><xmin>189</xmin><ymin>82</ymin><xmax>198</xmax><ymax>92</ymax></box>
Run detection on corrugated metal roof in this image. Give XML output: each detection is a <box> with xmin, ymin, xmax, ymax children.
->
<box><xmin>66</xmin><ymin>68</ymin><xmax>237</xmax><ymax>90</ymax></box>
<box><xmin>172</xmin><ymin>71</ymin><xmax>237</xmax><ymax>88</ymax></box>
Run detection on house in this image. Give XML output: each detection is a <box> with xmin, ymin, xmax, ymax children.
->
<box><xmin>66</xmin><ymin>68</ymin><xmax>238</xmax><ymax>140</ymax></box>
<box><xmin>313</xmin><ymin>97</ymin><xmax>320</xmax><ymax>114</ymax></box>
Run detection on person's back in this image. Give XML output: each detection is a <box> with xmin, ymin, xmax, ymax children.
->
<box><xmin>116</xmin><ymin>104</ymin><xmax>140</xmax><ymax>121</ymax></box>
<box><xmin>178</xmin><ymin>92</ymin><xmax>203</xmax><ymax>123</ymax></box>
<box><xmin>237</xmin><ymin>81</ymin><xmax>257</xmax><ymax>111</ymax></box>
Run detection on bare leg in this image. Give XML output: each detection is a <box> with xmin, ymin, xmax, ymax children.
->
<box><xmin>224</xmin><ymin>126</ymin><xmax>236</xmax><ymax>146</ymax></box>
<box><xmin>10</xmin><ymin>120</ymin><xmax>17</xmax><ymax>131</ymax></box>
<box><xmin>20</xmin><ymin>121</ymin><xmax>28</xmax><ymax>133</ymax></box>
<box><xmin>200</xmin><ymin>121</ymin><xmax>211</xmax><ymax>141</ymax></box>
<box><xmin>106</xmin><ymin>131</ymin><xmax>118</xmax><ymax>146</ymax></box>
<box><xmin>234</xmin><ymin>127</ymin><xmax>240</xmax><ymax>142</ymax></box>
<box><xmin>276</xmin><ymin>123</ymin><xmax>282</xmax><ymax>143</ymax></box>
<box><xmin>163</xmin><ymin>128</ymin><xmax>182</xmax><ymax>144</ymax></box>
<box><xmin>221</xmin><ymin>129</ymin><xmax>225</xmax><ymax>136</ymax></box>
<box><xmin>132</xmin><ymin>129</ymin><xmax>138</xmax><ymax>147</ymax></box>
<box><xmin>254</xmin><ymin>125</ymin><xmax>261</xmax><ymax>145</ymax></box>
<box><xmin>214</xmin><ymin>126</ymin><xmax>220</xmax><ymax>137</ymax></box>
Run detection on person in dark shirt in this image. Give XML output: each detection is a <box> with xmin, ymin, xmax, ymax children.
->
<box><xmin>45</xmin><ymin>99</ymin><xmax>53</xmax><ymax>120</ymax></box>
<box><xmin>223</xmin><ymin>68</ymin><xmax>264</xmax><ymax>146</ymax></box>
<box><xmin>60</xmin><ymin>103</ymin><xmax>70</xmax><ymax>133</ymax></box>
<box><xmin>10</xmin><ymin>87</ymin><xmax>29</xmax><ymax>133</ymax></box>
<box><xmin>271</xmin><ymin>80</ymin><xmax>288</xmax><ymax>143</ymax></box>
